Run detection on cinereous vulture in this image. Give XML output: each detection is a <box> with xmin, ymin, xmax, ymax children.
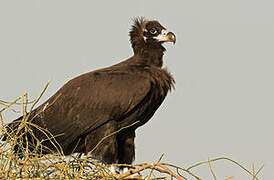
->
<box><xmin>3</xmin><ymin>17</ymin><xmax>176</xmax><ymax>173</ymax></box>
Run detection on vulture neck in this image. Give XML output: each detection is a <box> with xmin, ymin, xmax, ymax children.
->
<box><xmin>134</xmin><ymin>45</ymin><xmax>165</xmax><ymax>68</ymax></box>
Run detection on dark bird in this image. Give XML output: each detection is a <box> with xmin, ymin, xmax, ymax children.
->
<box><xmin>3</xmin><ymin>17</ymin><xmax>176</xmax><ymax>172</ymax></box>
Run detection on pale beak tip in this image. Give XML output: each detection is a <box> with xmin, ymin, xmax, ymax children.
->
<box><xmin>167</xmin><ymin>32</ymin><xmax>176</xmax><ymax>44</ymax></box>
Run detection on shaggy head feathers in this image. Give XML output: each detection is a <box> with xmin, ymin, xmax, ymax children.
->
<box><xmin>129</xmin><ymin>17</ymin><xmax>166</xmax><ymax>55</ymax></box>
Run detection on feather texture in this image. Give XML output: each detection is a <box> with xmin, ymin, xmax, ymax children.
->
<box><xmin>3</xmin><ymin>18</ymin><xmax>175</xmax><ymax>165</ymax></box>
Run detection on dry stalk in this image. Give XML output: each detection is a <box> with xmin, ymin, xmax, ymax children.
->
<box><xmin>0</xmin><ymin>81</ymin><xmax>264</xmax><ymax>180</ymax></box>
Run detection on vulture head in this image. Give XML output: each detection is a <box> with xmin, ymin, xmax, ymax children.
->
<box><xmin>130</xmin><ymin>17</ymin><xmax>176</xmax><ymax>54</ymax></box>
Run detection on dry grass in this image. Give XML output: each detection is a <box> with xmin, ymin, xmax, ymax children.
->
<box><xmin>0</xmin><ymin>81</ymin><xmax>264</xmax><ymax>179</ymax></box>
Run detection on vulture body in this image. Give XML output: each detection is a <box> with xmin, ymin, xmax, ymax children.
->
<box><xmin>3</xmin><ymin>18</ymin><xmax>176</xmax><ymax>166</ymax></box>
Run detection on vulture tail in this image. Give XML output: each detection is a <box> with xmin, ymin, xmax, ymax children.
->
<box><xmin>2</xmin><ymin>116</ymin><xmax>23</xmax><ymax>141</ymax></box>
<box><xmin>1</xmin><ymin>115</ymin><xmax>51</xmax><ymax>158</ymax></box>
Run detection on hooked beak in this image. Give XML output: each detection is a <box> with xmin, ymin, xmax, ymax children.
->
<box><xmin>167</xmin><ymin>32</ymin><xmax>176</xmax><ymax>44</ymax></box>
<box><xmin>154</xmin><ymin>29</ymin><xmax>176</xmax><ymax>44</ymax></box>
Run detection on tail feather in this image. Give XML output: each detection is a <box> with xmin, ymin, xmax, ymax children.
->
<box><xmin>1</xmin><ymin>115</ymin><xmax>55</xmax><ymax>158</ymax></box>
<box><xmin>2</xmin><ymin>116</ymin><xmax>22</xmax><ymax>141</ymax></box>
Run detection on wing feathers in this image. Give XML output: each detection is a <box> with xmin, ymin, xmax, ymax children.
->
<box><xmin>33</xmin><ymin>68</ymin><xmax>151</xmax><ymax>148</ymax></box>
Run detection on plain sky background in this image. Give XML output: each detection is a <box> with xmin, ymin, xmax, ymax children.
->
<box><xmin>0</xmin><ymin>0</ymin><xmax>273</xmax><ymax>179</ymax></box>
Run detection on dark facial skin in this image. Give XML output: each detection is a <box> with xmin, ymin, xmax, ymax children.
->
<box><xmin>142</xmin><ymin>21</ymin><xmax>176</xmax><ymax>46</ymax></box>
<box><xmin>144</xmin><ymin>21</ymin><xmax>165</xmax><ymax>35</ymax></box>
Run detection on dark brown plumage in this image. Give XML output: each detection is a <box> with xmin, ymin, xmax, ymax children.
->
<box><xmin>3</xmin><ymin>17</ymin><xmax>176</xmax><ymax>167</ymax></box>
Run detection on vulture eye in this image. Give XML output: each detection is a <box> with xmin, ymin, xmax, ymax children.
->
<box><xmin>150</xmin><ymin>28</ymin><xmax>157</xmax><ymax>34</ymax></box>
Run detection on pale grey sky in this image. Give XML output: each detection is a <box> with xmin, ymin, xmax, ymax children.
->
<box><xmin>1</xmin><ymin>0</ymin><xmax>274</xmax><ymax>179</ymax></box>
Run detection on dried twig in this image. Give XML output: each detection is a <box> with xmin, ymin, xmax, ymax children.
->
<box><xmin>0</xmin><ymin>81</ymin><xmax>264</xmax><ymax>180</ymax></box>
